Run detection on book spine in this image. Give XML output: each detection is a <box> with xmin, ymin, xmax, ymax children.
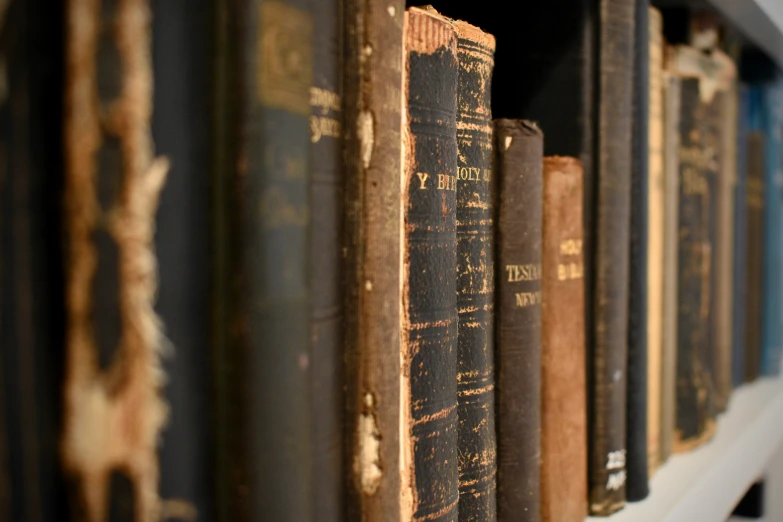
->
<box><xmin>453</xmin><ymin>21</ymin><xmax>497</xmax><ymax>521</ymax></box>
<box><xmin>63</xmin><ymin>0</ymin><xmax>170</xmax><ymax>518</ymax></box>
<box><xmin>732</xmin><ymin>85</ymin><xmax>750</xmax><ymax>387</ymax></box>
<box><xmin>761</xmin><ymin>82</ymin><xmax>783</xmax><ymax>376</ymax></box>
<box><xmin>216</xmin><ymin>0</ymin><xmax>314</xmax><ymax>519</ymax></box>
<box><xmin>674</xmin><ymin>77</ymin><xmax>715</xmax><ymax>450</ymax></box>
<box><xmin>494</xmin><ymin>119</ymin><xmax>542</xmax><ymax>522</ymax></box>
<box><xmin>705</xmin><ymin>90</ymin><xmax>722</xmax><ymax>422</ymax></box>
<box><xmin>541</xmin><ymin>156</ymin><xmax>587</xmax><ymax>522</ymax></box>
<box><xmin>646</xmin><ymin>6</ymin><xmax>664</xmax><ymax>476</ymax></box>
<box><xmin>626</xmin><ymin>0</ymin><xmax>649</xmax><ymax>501</ymax></box>
<box><xmin>660</xmin><ymin>73</ymin><xmax>681</xmax><ymax>464</ymax></box>
<box><xmin>309</xmin><ymin>0</ymin><xmax>343</xmax><ymax>517</ymax></box>
<box><xmin>401</xmin><ymin>9</ymin><xmax>459</xmax><ymax>521</ymax></box>
<box><xmin>341</xmin><ymin>0</ymin><xmax>405</xmax><ymax>519</ymax></box>
<box><xmin>746</xmin><ymin>127</ymin><xmax>765</xmax><ymax>382</ymax></box>
<box><xmin>589</xmin><ymin>0</ymin><xmax>635</xmax><ymax>514</ymax></box>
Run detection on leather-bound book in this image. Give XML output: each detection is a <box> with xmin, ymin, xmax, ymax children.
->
<box><xmin>453</xmin><ymin>20</ymin><xmax>497</xmax><ymax>521</ymax></box>
<box><xmin>342</xmin><ymin>0</ymin><xmax>405</xmax><ymax>519</ymax></box>
<box><xmin>646</xmin><ymin>6</ymin><xmax>665</xmax><ymax>476</ymax></box>
<box><xmin>541</xmin><ymin>156</ymin><xmax>587</xmax><ymax>522</ymax></box>
<box><xmin>400</xmin><ymin>9</ymin><xmax>459</xmax><ymax>521</ymax></box>
<box><xmin>589</xmin><ymin>0</ymin><xmax>635</xmax><ymax>515</ymax></box>
<box><xmin>0</xmin><ymin>0</ymin><xmax>66</xmax><ymax>519</ymax></box>
<box><xmin>732</xmin><ymin>85</ymin><xmax>750</xmax><ymax>387</ymax></box>
<box><xmin>494</xmin><ymin>119</ymin><xmax>542</xmax><ymax>522</ymax></box>
<box><xmin>308</xmin><ymin>0</ymin><xmax>343</xmax><ymax>517</ymax></box>
<box><xmin>626</xmin><ymin>0</ymin><xmax>649</xmax><ymax>502</ymax></box>
<box><xmin>745</xmin><ymin>128</ymin><xmax>765</xmax><ymax>382</ymax></box>
<box><xmin>212</xmin><ymin>0</ymin><xmax>314</xmax><ymax>519</ymax></box>
<box><xmin>659</xmin><ymin>73</ymin><xmax>681</xmax><ymax>465</ymax></box>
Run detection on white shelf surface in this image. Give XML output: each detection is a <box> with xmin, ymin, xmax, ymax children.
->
<box><xmin>707</xmin><ymin>0</ymin><xmax>783</xmax><ymax>68</ymax></box>
<box><xmin>588</xmin><ymin>375</ymin><xmax>783</xmax><ymax>522</ymax></box>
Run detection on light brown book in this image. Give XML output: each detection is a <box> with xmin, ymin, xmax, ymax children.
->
<box><xmin>541</xmin><ymin>156</ymin><xmax>587</xmax><ymax>522</ymax></box>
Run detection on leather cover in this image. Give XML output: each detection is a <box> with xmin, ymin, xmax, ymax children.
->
<box><xmin>589</xmin><ymin>0</ymin><xmax>635</xmax><ymax>515</ymax></box>
<box><xmin>309</xmin><ymin>0</ymin><xmax>344</xmax><ymax>517</ymax></box>
<box><xmin>732</xmin><ymin>85</ymin><xmax>750</xmax><ymax>387</ymax></box>
<box><xmin>745</xmin><ymin>129</ymin><xmax>765</xmax><ymax>382</ymax></box>
<box><xmin>626</xmin><ymin>0</ymin><xmax>649</xmax><ymax>502</ymax></box>
<box><xmin>0</xmin><ymin>1</ymin><xmax>67</xmax><ymax>519</ymax></box>
<box><xmin>401</xmin><ymin>9</ymin><xmax>459</xmax><ymax>521</ymax></box>
<box><xmin>541</xmin><ymin>156</ymin><xmax>587</xmax><ymax>522</ymax></box>
<box><xmin>660</xmin><ymin>73</ymin><xmax>681</xmax><ymax>465</ymax></box>
<box><xmin>646</xmin><ymin>6</ymin><xmax>664</xmax><ymax>476</ymax></box>
<box><xmin>342</xmin><ymin>0</ymin><xmax>405</xmax><ymax>519</ymax></box>
<box><xmin>453</xmin><ymin>20</ymin><xmax>497</xmax><ymax>522</ymax></box>
<box><xmin>494</xmin><ymin>119</ymin><xmax>542</xmax><ymax>522</ymax></box>
<box><xmin>214</xmin><ymin>0</ymin><xmax>314</xmax><ymax>519</ymax></box>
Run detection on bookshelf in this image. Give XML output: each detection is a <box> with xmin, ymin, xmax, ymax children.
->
<box><xmin>588</xmin><ymin>375</ymin><xmax>783</xmax><ymax>522</ymax></box>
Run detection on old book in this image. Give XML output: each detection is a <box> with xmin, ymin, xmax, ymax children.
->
<box><xmin>541</xmin><ymin>156</ymin><xmax>587</xmax><ymax>522</ymax></box>
<box><xmin>400</xmin><ymin>8</ymin><xmax>459</xmax><ymax>521</ymax></box>
<box><xmin>589</xmin><ymin>0</ymin><xmax>635</xmax><ymax>515</ymax></box>
<box><xmin>453</xmin><ymin>20</ymin><xmax>497</xmax><ymax>521</ymax></box>
<box><xmin>745</xmin><ymin>128</ymin><xmax>765</xmax><ymax>382</ymax></box>
<box><xmin>342</xmin><ymin>0</ymin><xmax>405</xmax><ymax>519</ymax></box>
<box><xmin>0</xmin><ymin>0</ymin><xmax>66</xmax><ymax>519</ymax></box>
<box><xmin>659</xmin><ymin>73</ymin><xmax>681</xmax><ymax>465</ymax></box>
<box><xmin>732</xmin><ymin>85</ymin><xmax>750</xmax><ymax>387</ymax></box>
<box><xmin>626</xmin><ymin>0</ymin><xmax>649</xmax><ymax>502</ymax></box>
<box><xmin>494</xmin><ymin>119</ymin><xmax>542</xmax><ymax>522</ymax></box>
<box><xmin>308</xmin><ymin>0</ymin><xmax>343</xmax><ymax>517</ymax></box>
<box><xmin>646</xmin><ymin>5</ymin><xmax>665</xmax><ymax>476</ymax></box>
<box><xmin>212</xmin><ymin>0</ymin><xmax>314</xmax><ymax>519</ymax></box>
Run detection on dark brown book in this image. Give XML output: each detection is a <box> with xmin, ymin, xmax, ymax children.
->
<box><xmin>401</xmin><ymin>8</ymin><xmax>459</xmax><ymax>521</ymax></box>
<box><xmin>494</xmin><ymin>119</ymin><xmax>542</xmax><ymax>522</ymax></box>
<box><xmin>453</xmin><ymin>20</ymin><xmax>498</xmax><ymax>521</ymax></box>
<box><xmin>309</xmin><ymin>0</ymin><xmax>344</xmax><ymax>517</ymax></box>
<box><xmin>588</xmin><ymin>0</ymin><xmax>635</xmax><ymax>515</ymax></box>
<box><xmin>541</xmin><ymin>157</ymin><xmax>587</xmax><ymax>522</ymax></box>
<box><xmin>745</xmin><ymin>132</ymin><xmax>765</xmax><ymax>382</ymax></box>
<box><xmin>342</xmin><ymin>0</ymin><xmax>405</xmax><ymax>519</ymax></box>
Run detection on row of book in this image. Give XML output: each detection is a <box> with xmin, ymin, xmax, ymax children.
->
<box><xmin>1</xmin><ymin>0</ymin><xmax>782</xmax><ymax>521</ymax></box>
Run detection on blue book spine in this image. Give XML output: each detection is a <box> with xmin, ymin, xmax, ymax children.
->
<box><xmin>760</xmin><ymin>80</ymin><xmax>783</xmax><ymax>376</ymax></box>
<box><xmin>733</xmin><ymin>85</ymin><xmax>750</xmax><ymax>387</ymax></box>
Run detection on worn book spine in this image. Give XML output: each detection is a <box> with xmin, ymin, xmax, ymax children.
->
<box><xmin>309</xmin><ymin>0</ymin><xmax>343</xmax><ymax>517</ymax></box>
<box><xmin>214</xmin><ymin>0</ymin><xmax>314</xmax><ymax>519</ymax></box>
<box><xmin>660</xmin><ymin>72</ymin><xmax>681</xmax><ymax>464</ymax></box>
<box><xmin>541</xmin><ymin>156</ymin><xmax>587</xmax><ymax>522</ymax></box>
<box><xmin>341</xmin><ymin>0</ymin><xmax>405</xmax><ymax>519</ymax></box>
<box><xmin>0</xmin><ymin>0</ymin><xmax>66</xmax><ymax>520</ymax></box>
<box><xmin>494</xmin><ymin>120</ymin><xmax>542</xmax><ymax>522</ymax></box>
<box><xmin>453</xmin><ymin>20</ymin><xmax>497</xmax><ymax>522</ymax></box>
<box><xmin>401</xmin><ymin>9</ymin><xmax>459</xmax><ymax>521</ymax></box>
<box><xmin>673</xmin><ymin>76</ymin><xmax>715</xmax><ymax>451</ymax></box>
<box><xmin>626</xmin><ymin>0</ymin><xmax>649</xmax><ymax>502</ymax></box>
<box><xmin>63</xmin><ymin>0</ymin><xmax>173</xmax><ymax>519</ymax></box>
<box><xmin>646</xmin><ymin>6</ymin><xmax>664</xmax><ymax>476</ymax></box>
<box><xmin>732</xmin><ymin>85</ymin><xmax>750</xmax><ymax>387</ymax></box>
<box><xmin>589</xmin><ymin>0</ymin><xmax>635</xmax><ymax>515</ymax></box>
<box><xmin>745</xmin><ymin>128</ymin><xmax>765</xmax><ymax>383</ymax></box>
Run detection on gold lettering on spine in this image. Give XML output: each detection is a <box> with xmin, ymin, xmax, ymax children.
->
<box><xmin>505</xmin><ymin>263</ymin><xmax>541</xmax><ymax>282</ymax></box>
<box><xmin>456</xmin><ymin>166</ymin><xmax>491</xmax><ymax>182</ymax></box>
<box><xmin>515</xmin><ymin>291</ymin><xmax>542</xmax><ymax>308</ymax></box>
<box><xmin>309</xmin><ymin>87</ymin><xmax>341</xmax><ymax>143</ymax></box>
<box><xmin>416</xmin><ymin>172</ymin><xmax>429</xmax><ymax>189</ymax></box>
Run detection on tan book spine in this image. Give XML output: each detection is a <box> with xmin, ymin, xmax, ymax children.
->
<box><xmin>646</xmin><ymin>6</ymin><xmax>664</xmax><ymax>476</ymax></box>
<box><xmin>541</xmin><ymin>156</ymin><xmax>587</xmax><ymax>522</ymax></box>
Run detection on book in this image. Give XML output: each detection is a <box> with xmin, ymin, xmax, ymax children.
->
<box><xmin>541</xmin><ymin>156</ymin><xmax>587</xmax><ymax>522</ymax></box>
<box><xmin>745</xmin><ymin>125</ymin><xmax>765</xmax><ymax>382</ymax></box>
<box><xmin>494</xmin><ymin>119</ymin><xmax>542</xmax><ymax>522</ymax></box>
<box><xmin>732</xmin><ymin>85</ymin><xmax>750</xmax><ymax>387</ymax></box>
<box><xmin>646</xmin><ymin>5</ymin><xmax>665</xmax><ymax>476</ymax></box>
<box><xmin>342</xmin><ymin>0</ymin><xmax>405</xmax><ymax>519</ymax></box>
<box><xmin>400</xmin><ymin>8</ymin><xmax>459</xmax><ymax>521</ymax></box>
<box><xmin>626</xmin><ymin>0</ymin><xmax>650</xmax><ymax>502</ymax></box>
<box><xmin>0</xmin><ymin>0</ymin><xmax>66</xmax><ymax>519</ymax></box>
<box><xmin>213</xmin><ymin>0</ymin><xmax>314</xmax><ymax>518</ymax></box>
<box><xmin>589</xmin><ymin>0</ymin><xmax>635</xmax><ymax>515</ymax></box>
<box><xmin>309</xmin><ymin>0</ymin><xmax>344</xmax><ymax>516</ymax></box>
<box><xmin>453</xmin><ymin>19</ymin><xmax>498</xmax><ymax>521</ymax></box>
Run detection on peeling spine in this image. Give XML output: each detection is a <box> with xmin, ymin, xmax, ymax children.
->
<box><xmin>62</xmin><ymin>0</ymin><xmax>169</xmax><ymax>520</ymax></box>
